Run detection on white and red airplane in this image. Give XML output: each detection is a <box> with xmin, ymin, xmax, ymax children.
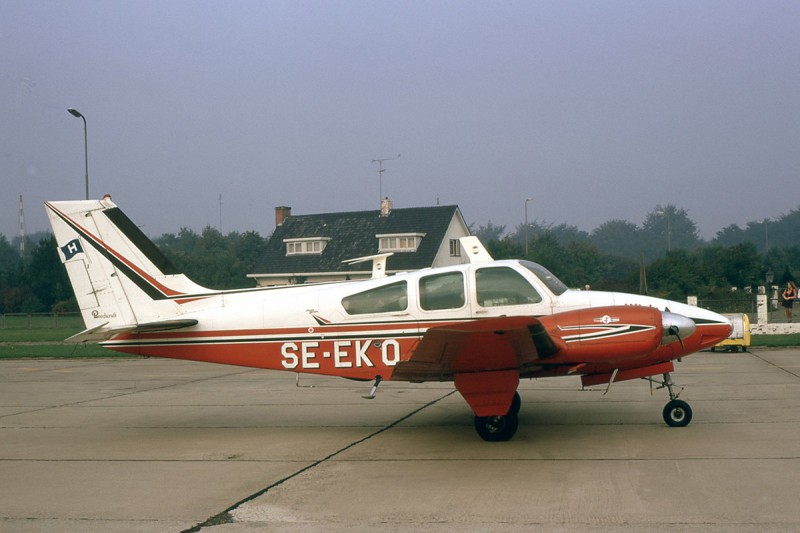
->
<box><xmin>45</xmin><ymin>197</ymin><xmax>732</xmax><ymax>441</ymax></box>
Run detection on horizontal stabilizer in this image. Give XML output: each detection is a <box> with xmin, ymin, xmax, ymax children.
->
<box><xmin>65</xmin><ymin>322</ymin><xmax>115</xmax><ymax>343</ymax></box>
<box><xmin>342</xmin><ymin>253</ymin><xmax>394</xmax><ymax>279</ymax></box>
<box><xmin>130</xmin><ymin>319</ymin><xmax>199</xmax><ymax>332</ymax></box>
<box><xmin>65</xmin><ymin>318</ymin><xmax>198</xmax><ymax>344</ymax></box>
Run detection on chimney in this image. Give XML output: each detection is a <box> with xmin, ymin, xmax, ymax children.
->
<box><xmin>380</xmin><ymin>197</ymin><xmax>393</xmax><ymax>217</ymax></box>
<box><xmin>275</xmin><ymin>206</ymin><xmax>291</xmax><ymax>227</ymax></box>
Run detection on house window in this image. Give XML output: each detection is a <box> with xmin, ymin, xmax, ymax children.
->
<box><xmin>377</xmin><ymin>233</ymin><xmax>425</xmax><ymax>253</ymax></box>
<box><xmin>449</xmin><ymin>239</ymin><xmax>461</xmax><ymax>257</ymax></box>
<box><xmin>284</xmin><ymin>237</ymin><xmax>330</xmax><ymax>256</ymax></box>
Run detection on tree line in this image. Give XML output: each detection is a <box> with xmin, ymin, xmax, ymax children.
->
<box><xmin>1</xmin><ymin>203</ymin><xmax>798</xmax><ymax>314</ymax></box>
<box><xmin>0</xmin><ymin>228</ymin><xmax>266</xmax><ymax>314</ymax></box>
<box><xmin>474</xmin><ymin>204</ymin><xmax>800</xmax><ymax>302</ymax></box>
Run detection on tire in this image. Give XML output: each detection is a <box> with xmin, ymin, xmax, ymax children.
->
<box><xmin>663</xmin><ymin>399</ymin><xmax>693</xmax><ymax>427</ymax></box>
<box><xmin>508</xmin><ymin>391</ymin><xmax>521</xmax><ymax>416</ymax></box>
<box><xmin>474</xmin><ymin>413</ymin><xmax>519</xmax><ymax>441</ymax></box>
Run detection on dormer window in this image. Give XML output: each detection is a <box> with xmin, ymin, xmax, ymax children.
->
<box><xmin>284</xmin><ymin>237</ymin><xmax>330</xmax><ymax>256</ymax></box>
<box><xmin>377</xmin><ymin>233</ymin><xmax>425</xmax><ymax>253</ymax></box>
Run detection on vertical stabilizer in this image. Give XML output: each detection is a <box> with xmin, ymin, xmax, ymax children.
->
<box><xmin>45</xmin><ymin>197</ymin><xmax>212</xmax><ymax>333</ymax></box>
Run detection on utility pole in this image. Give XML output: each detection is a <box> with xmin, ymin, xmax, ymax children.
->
<box><xmin>18</xmin><ymin>194</ymin><xmax>26</xmax><ymax>255</ymax></box>
<box><xmin>524</xmin><ymin>197</ymin><xmax>533</xmax><ymax>256</ymax></box>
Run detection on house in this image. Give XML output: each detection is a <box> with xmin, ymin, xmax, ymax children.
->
<box><xmin>248</xmin><ymin>198</ymin><xmax>471</xmax><ymax>286</ymax></box>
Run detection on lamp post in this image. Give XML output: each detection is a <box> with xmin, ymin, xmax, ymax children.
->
<box><xmin>67</xmin><ymin>108</ymin><xmax>89</xmax><ymax>200</ymax></box>
<box><xmin>656</xmin><ymin>209</ymin><xmax>671</xmax><ymax>252</ymax></box>
<box><xmin>524</xmin><ymin>197</ymin><xmax>533</xmax><ymax>256</ymax></box>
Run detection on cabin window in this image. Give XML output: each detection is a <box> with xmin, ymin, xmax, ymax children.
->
<box><xmin>475</xmin><ymin>266</ymin><xmax>542</xmax><ymax>307</ymax></box>
<box><xmin>342</xmin><ymin>281</ymin><xmax>408</xmax><ymax>315</ymax></box>
<box><xmin>377</xmin><ymin>233</ymin><xmax>425</xmax><ymax>253</ymax></box>
<box><xmin>419</xmin><ymin>271</ymin><xmax>465</xmax><ymax>311</ymax></box>
<box><xmin>520</xmin><ymin>261</ymin><xmax>569</xmax><ymax>295</ymax></box>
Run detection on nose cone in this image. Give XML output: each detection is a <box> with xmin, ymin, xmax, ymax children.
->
<box><xmin>699</xmin><ymin>313</ymin><xmax>734</xmax><ymax>349</ymax></box>
<box><xmin>661</xmin><ymin>311</ymin><xmax>697</xmax><ymax>345</ymax></box>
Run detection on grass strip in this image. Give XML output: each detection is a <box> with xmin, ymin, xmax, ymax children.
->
<box><xmin>0</xmin><ymin>344</ymin><xmax>124</xmax><ymax>358</ymax></box>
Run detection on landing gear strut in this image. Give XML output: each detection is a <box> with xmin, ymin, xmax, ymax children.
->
<box><xmin>473</xmin><ymin>392</ymin><xmax>521</xmax><ymax>441</ymax></box>
<box><xmin>648</xmin><ymin>372</ymin><xmax>693</xmax><ymax>427</ymax></box>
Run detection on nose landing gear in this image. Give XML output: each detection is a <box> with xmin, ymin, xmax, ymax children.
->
<box><xmin>646</xmin><ymin>372</ymin><xmax>693</xmax><ymax>427</ymax></box>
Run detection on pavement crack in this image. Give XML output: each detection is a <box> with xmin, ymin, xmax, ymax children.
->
<box><xmin>184</xmin><ymin>389</ymin><xmax>457</xmax><ymax>532</ymax></box>
<box><xmin>750</xmin><ymin>350</ymin><xmax>800</xmax><ymax>379</ymax></box>
<box><xmin>0</xmin><ymin>368</ymin><xmax>253</xmax><ymax>421</ymax></box>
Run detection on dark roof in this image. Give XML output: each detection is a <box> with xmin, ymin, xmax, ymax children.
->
<box><xmin>252</xmin><ymin>205</ymin><xmax>463</xmax><ymax>275</ymax></box>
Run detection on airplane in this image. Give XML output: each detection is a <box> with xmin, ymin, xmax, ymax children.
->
<box><xmin>45</xmin><ymin>196</ymin><xmax>732</xmax><ymax>441</ymax></box>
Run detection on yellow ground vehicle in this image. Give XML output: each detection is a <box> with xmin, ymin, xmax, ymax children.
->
<box><xmin>713</xmin><ymin>313</ymin><xmax>750</xmax><ymax>352</ymax></box>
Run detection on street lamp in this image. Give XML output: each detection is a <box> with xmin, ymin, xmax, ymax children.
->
<box><xmin>67</xmin><ymin>108</ymin><xmax>89</xmax><ymax>200</ymax></box>
<box><xmin>524</xmin><ymin>197</ymin><xmax>533</xmax><ymax>256</ymax></box>
<box><xmin>656</xmin><ymin>209</ymin><xmax>671</xmax><ymax>252</ymax></box>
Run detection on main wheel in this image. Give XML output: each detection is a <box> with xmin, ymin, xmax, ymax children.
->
<box><xmin>509</xmin><ymin>391</ymin><xmax>521</xmax><ymax>415</ymax></box>
<box><xmin>474</xmin><ymin>413</ymin><xmax>519</xmax><ymax>441</ymax></box>
<box><xmin>662</xmin><ymin>399</ymin><xmax>693</xmax><ymax>427</ymax></box>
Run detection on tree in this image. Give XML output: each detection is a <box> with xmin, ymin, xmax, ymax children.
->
<box><xmin>472</xmin><ymin>221</ymin><xmax>506</xmax><ymax>246</ymax></box>
<box><xmin>713</xmin><ymin>224</ymin><xmax>745</xmax><ymax>247</ymax></box>
<box><xmin>25</xmin><ymin>235</ymin><xmax>75</xmax><ymax>312</ymax></box>
<box><xmin>591</xmin><ymin>219</ymin><xmax>648</xmax><ymax>261</ymax></box>
<box><xmin>642</xmin><ymin>205</ymin><xmax>702</xmax><ymax>258</ymax></box>
<box><xmin>646</xmin><ymin>250</ymin><xmax>703</xmax><ymax>300</ymax></box>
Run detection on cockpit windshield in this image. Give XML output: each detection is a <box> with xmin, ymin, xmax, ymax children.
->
<box><xmin>519</xmin><ymin>261</ymin><xmax>569</xmax><ymax>296</ymax></box>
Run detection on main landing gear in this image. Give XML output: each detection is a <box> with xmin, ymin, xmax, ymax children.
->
<box><xmin>473</xmin><ymin>392</ymin><xmax>521</xmax><ymax>442</ymax></box>
<box><xmin>647</xmin><ymin>372</ymin><xmax>693</xmax><ymax>427</ymax></box>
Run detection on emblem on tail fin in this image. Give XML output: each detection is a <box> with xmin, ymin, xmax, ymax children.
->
<box><xmin>60</xmin><ymin>239</ymin><xmax>84</xmax><ymax>261</ymax></box>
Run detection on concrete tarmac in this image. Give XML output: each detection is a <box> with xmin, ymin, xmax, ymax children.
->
<box><xmin>0</xmin><ymin>349</ymin><xmax>798</xmax><ymax>532</ymax></box>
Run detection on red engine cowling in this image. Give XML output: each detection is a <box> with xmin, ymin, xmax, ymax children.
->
<box><xmin>539</xmin><ymin>305</ymin><xmax>664</xmax><ymax>364</ymax></box>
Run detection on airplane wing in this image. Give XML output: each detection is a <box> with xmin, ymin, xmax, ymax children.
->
<box><xmin>392</xmin><ymin>315</ymin><xmax>564</xmax><ymax>417</ymax></box>
<box><xmin>392</xmin><ymin>315</ymin><xmax>562</xmax><ymax>382</ymax></box>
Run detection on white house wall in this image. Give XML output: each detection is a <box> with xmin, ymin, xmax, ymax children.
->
<box><xmin>432</xmin><ymin>210</ymin><xmax>472</xmax><ymax>267</ymax></box>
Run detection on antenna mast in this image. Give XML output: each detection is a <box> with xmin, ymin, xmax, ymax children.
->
<box><xmin>371</xmin><ymin>154</ymin><xmax>400</xmax><ymax>204</ymax></box>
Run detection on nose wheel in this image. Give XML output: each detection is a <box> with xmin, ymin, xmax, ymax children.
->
<box><xmin>663</xmin><ymin>399</ymin><xmax>692</xmax><ymax>427</ymax></box>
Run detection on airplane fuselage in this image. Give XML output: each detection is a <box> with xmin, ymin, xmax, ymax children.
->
<box><xmin>102</xmin><ymin>259</ymin><xmax>730</xmax><ymax>383</ymax></box>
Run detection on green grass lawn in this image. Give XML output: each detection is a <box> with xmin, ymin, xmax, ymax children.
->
<box><xmin>750</xmin><ymin>334</ymin><xmax>800</xmax><ymax>347</ymax></box>
<box><xmin>0</xmin><ymin>343</ymin><xmax>113</xmax><ymax>358</ymax></box>
<box><xmin>0</xmin><ymin>326</ymin><xmax>127</xmax><ymax>358</ymax></box>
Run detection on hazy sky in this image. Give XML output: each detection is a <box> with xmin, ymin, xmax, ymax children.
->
<box><xmin>3</xmin><ymin>1</ymin><xmax>799</xmax><ymax>241</ymax></box>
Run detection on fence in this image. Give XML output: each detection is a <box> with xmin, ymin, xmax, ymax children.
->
<box><xmin>695</xmin><ymin>295</ymin><xmax>798</xmax><ymax>324</ymax></box>
<box><xmin>695</xmin><ymin>297</ymin><xmax>757</xmax><ymax>315</ymax></box>
<box><xmin>0</xmin><ymin>313</ymin><xmax>84</xmax><ymax>330</ymax></box>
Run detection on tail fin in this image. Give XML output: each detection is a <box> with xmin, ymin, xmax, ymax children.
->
<box><xmin>45</xmin><ymin>196</ymin><xmax>209</xmax><ymax>341</ymax></box>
